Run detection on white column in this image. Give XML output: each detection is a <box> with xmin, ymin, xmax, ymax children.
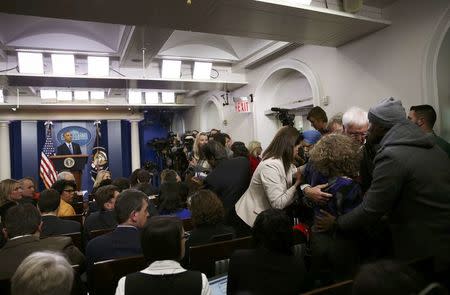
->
<box><xmin>0</xmin><ymin>121</ymin><xmax>11</xmax><ymax>179</ymax></box>
<box><xmin>130</xmin><ymin>120</ymin><xmax>141</xmax><ymax>171</ymax></box>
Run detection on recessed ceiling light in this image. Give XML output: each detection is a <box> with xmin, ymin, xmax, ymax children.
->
<box><xmin>90</xmin><ymin>90</ymin><xmax>105</xmax><ymax>100</ymax></box>
<box><xmin>88</xmin><ymin>56</ymin><xmax>109</xmax><ymax>77</ymax></box>
<box><xmin>161</xmin><ymin>60</ymin><xmax>181</xmax><ymax>79</ymax></box>
<box><xmin>57</xmin><ymin>90</ymin><xmax>72</xmax><ymax>101</ymax></box>
<box><xmin>145</xmin><ymin>92</ymin><xmax>159</xmax><ymax>104</ymax></box>
<box><xmin>161</xmin><ymin>92</ymin><xmax>175</xmax><ymax>104</ymax></box>
<box><xmin>193</xmin><ymin>62</ymin><xmax>212</xmax><ymax>80</ymax></box>
<box><xmin>40</xmin><ymin>89</ymin><xmax>57</xmax><ymax>100</ymax></box>
<box><xmin>128</xmin><ymin>90</ymin><xmax>142</xmax><ymax>104</ymax></box>
<box><xmin>74</xmin><ymin>90</ymin><xmax>89</xmax><ymax>100</ymax></box>
<box><xmin>51</xmin><ymin>54</ymin><xmax>75</xmax><ymax>75</ymax></box>
<box><xmin>18</xmin><ymin>52</ymin><xmax>44</xmax><ymax>74</ymax></box>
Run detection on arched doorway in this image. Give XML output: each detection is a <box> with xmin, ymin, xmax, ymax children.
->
<box><xmin>253</xmin><ymin>59</ymin><xmax>322</xmax><ymax>147</ymax></box>
<box><xmin>201</xmin><ymin>96</ymin><xmax>223</xmax><ymax>132</ymax></box>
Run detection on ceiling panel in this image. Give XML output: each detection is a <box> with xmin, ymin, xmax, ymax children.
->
<box><xmin>0</xmin><ymin>0</ymin><xmax>390</xmax><ymax>47</ymax></box>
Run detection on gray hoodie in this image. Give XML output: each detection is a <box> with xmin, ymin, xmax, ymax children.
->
<box><xmin>338</xmin><ymin>121</ymin><xmax>450</xmax><ymax>263</ymax></box>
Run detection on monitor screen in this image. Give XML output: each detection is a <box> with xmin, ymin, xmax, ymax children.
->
<box><xmin>209</xmin><ymin>274</ymin><xmax>228</xmax><ymax>295</ymax></box>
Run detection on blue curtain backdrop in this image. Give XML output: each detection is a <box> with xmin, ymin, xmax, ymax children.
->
<box><xmin>10</xmin><ymin>121</ymin><xmax>22</xmax><ymax>180</ymax></box>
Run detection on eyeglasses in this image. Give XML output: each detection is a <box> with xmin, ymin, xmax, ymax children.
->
<box><xmin>347</xmin><ymin>131</ymin><xmax>367</xmax><ymax>138</ymax></box>
<box><xmin>182</xmin><ymin>232</ymin><xmax>190</xmax><ymax>240</ymax></box>
<box><xmin>63</xmin><ymin>189</ymin><xmax>75</xmax><ymax>193</ymax></box>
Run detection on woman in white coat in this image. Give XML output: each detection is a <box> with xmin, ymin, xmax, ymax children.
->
<box><xmin>235</xmin><ymin>126</ymin><xmax>302</xmax><ymax>228</ymax></box>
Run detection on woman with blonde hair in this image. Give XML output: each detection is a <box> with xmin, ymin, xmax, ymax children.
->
<box><xmin>93</xmin><ymin>170</ymin><xmax>111</xmax><ymax>189</ymax></box>
<box><xmin>0</xmin><ymin>179</ymin><xmax>22</xmax><ymax>220</ymax></box>
<box><xmin>247</xmin><ymin>140</ymin><xmax>262</xmax><ymax>176</ymax></box>
<box><xmin>189</xmin><ymin>132</ymin><xmax>210</xmax><ymax>176</ymax></box>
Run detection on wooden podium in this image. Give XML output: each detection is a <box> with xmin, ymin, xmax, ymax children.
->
<box><xmin>49</xmin><ymin>154</ymin><xmax>89</xmax><ymax>189</ymax></box>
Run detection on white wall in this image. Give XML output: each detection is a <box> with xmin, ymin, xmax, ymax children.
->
<box><xmin>437</xmin><ymin>29</ymin><xmax>450</xmax><ymax>140</ymax></box>
<box><xmin>185</xmin><ymin>0</ymin><xmax>450</xmax><ymax>146</ymax></box>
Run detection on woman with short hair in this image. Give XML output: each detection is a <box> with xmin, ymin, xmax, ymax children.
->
<box><xmin>247</xmin><ymin>140</ymin><xmax>262</xmax><ymax>175</ymax></box>
<box><xmin>115</xmin><ymin>217</ymin><xmax>211</xmax><ymax>295</ymax></box>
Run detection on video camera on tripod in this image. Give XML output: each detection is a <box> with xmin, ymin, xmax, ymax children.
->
<box><xmin>271</xmin><ymin>107</ymin><xmax>295</xmax><ymax>127</ymax></box>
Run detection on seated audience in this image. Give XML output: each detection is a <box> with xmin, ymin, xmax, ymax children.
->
<box><xmin>160</xmin><ymin>169</ymin><xmax>181</xmax><ymax>184</ymax></box>
<box><xmin>0</xmin><ymin>204</ymin><xmax>85</xmax><ymax>280</ymax></box>
<box><xmin>307</xmin><ymin>106</ymin><xmax>328</xmax><ymax>135</ymax></box>
<box><xmin>235</xmin><ymin>126</ymin><xmax>302</xmax><ymax>229</ymax></box>
<box><xmin>86</xmin><ymin>189</ymin><xmax>149</xmax><ymax>266</ymax></box>
<box><xmin>51</xmin><ymin>179</ymin><xmax>77</xmax><ymax>217</ymax></box>
<box><xmin>409</xmin><ymin>104</ymin><xmax>450</xmax><ymax>157</ymax></box>
<box><xmin>115</xmin><ymin>217</ymin><xmax>211</xmax><ymax>295</ymax></box>
<box><xmin>202</xmin><ymin>141</ymin><xmax>251</xmax><ymax>225</ymax></box>
<box><xmin>132</xmin><ymin>169</ymin><xmax>158</xmax><ymax>196</ymax></box>
<box><xmin>187</xmin><ymin>190</ymin><xmax>235</xmax><ymax>247</ymax></box>
<box><xmin>352</xmin><ymin>260</ymin><xmax>426</xmax><ymax>295</ymax></box>
<box><xmin>38</xmin><ymin>189</ymin><xmax>81</xmax><ymax>237</ymax></box>
<box><xmin>19</xmin><ymin>177</ymin><xmax>38</xmax><ymax>205</ymax></box>
<box><xmin>83</xmin><ymin>185</ymin><xmax>119</xmax><ymax>240</ymax></box>
<box><xmin>112</xmin><ymin>177</ymin><xmax>131</xmax><ymax>192</ymax></box>
<box><xmin>230</xmin><ymin>141</ymin><xmax>249</xmax><ymax>158</ymax></box>
<box><xmin>247</xmin><ymin>140</ymin><xmax>262</xmax><ymax>176</ymax></box>
<box><xmin>11</xmin><ymin>251</ymin><xmax>74</xmax><ymax>295</ymax></box>
<box><xmin>158</xmin><ymin>183</ymin><xmax>191</xmax><ymax>219</ymax></box>
<box><xmin>93</xmin><ymin>170</ymin><xmax>111</xmax><ymax>190</ymax></box>
<box><xmin>227</xmin><ymin>209</ymin><xmax>306</xmax><ymax>295</ymax></box>
<box><xmin>57</xmin><ymin>171</ymin><xmax>76</xmax><ymax>182</ymax></box>
<box><xmin>308</xmin><ymin>134</ymin><xmax>363</xmax><ymax>282</ymax></box>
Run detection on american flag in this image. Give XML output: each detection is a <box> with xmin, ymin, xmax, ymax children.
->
<box><xmin>40</xmin><ymin>122</ymin><xmax>58</xmax><ymax>189</ymax></box>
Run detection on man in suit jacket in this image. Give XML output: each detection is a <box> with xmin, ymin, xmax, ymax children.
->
<box><xmin>56</xmin><ymin>131</ymin><xmax>81</xmax><ymax>155</ymax></box>
<box><xmin>0</xmin><ymin>204</ymin><xmax>85</xmax><ymax>280</ymax></box>
<box><xmin>84</xmin><ymin>185</ymin><xmax>119</xmax><ymax>241</ymax></box>
<box><xmin>38</xmin><ymin>189</ymin><xmax>81</xmax><ymax>237</ymax></box>
<box><xmin>85</xmin><ymin>189</ymin><xmax>149</xmax><ymax>267</ymax></box>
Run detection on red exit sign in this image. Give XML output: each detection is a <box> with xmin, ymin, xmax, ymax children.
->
<box><xmin>235</xmin><ymin>100</ymin><xmax>251</xmax><ymax>113</ymax></box>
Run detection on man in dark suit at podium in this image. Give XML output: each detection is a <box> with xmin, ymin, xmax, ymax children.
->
<box><xmin>56</xmin><ymin>131</ymin><xmax>81</xmax><ymax>155</ymax></box>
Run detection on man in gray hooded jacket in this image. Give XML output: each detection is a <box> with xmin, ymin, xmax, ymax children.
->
<box><xmin>316</xmin><ymin>97</ymin><xmax>450</xmax><ymax>267</ymax></box>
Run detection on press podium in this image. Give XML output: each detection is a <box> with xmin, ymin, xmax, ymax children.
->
<box><xmin>49</xmin><ymin>154</ymin><xmax>89</xmax><ymax>189</ymax></box>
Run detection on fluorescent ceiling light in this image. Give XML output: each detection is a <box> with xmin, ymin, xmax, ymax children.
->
<box><xmin>74</xmin><ymin>90</ymin><xmax>89</xmax><ymax>100</ymax></box>
<box><xmin>40</xmin><ymin>89</ymin><xmax>57</xmax><ymax>100</ymax></box>
<box><xmin>161</xmin><ymin>60</ymin><xmax>181</xmax><ymax>79</ymax></box>
<box><xmin>51</xmin><ymin>54</ymin><xmax>75</xmax><ymax>75</ymax></box>
<box><xmin>90</xmin><ymin>90</ymin><xmax>105</xmax><ymax>100</ymax></box>
<box><xmin>88</xmin><ymin>56</ymin><xmax>109</xmax><ymax>77</ymax></box>
<box><xmin>128</xmin><ymin>90</ymin><xmax>142</xmax><ymax>104</ymax></box>
<box><xmin>18</xmin><ymin>52</ymin><xmax>44</xmax><ymax>74</ymax></box>
<box><xmin>193</xmin><ymin>62</ymin><xmax>212</xmax><ymax>80</ymax></box>
<box><xmin>161</xmin><ymin>92</ymin><xmax>175</xmax><ymax>104</ymax></box>
<box><xmin>57</xmin><ymin>90</ymin><xmax>72</xmax><ymax>101</ymax></box>
<box><xmin>145</xmin><ymin>92</ymin><xmax>159</xmax><ymax>104</ymax></box>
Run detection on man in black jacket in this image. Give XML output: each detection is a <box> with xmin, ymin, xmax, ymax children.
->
<box><xmin>316</xmin><ymin>98</ymin><xmax>450</xmax><ymax>267</ymax></box>
<box><xmin>38</xmin><ymin>189</ymin><xmax>81</xmax><ymax>237</ymax></box>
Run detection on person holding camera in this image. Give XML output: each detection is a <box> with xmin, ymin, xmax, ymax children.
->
<box><xmin>188</xmin><ymin>132</ymin><xmax>210</xmax><ymax>179</ymax></box>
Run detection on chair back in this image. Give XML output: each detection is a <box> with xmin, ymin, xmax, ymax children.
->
<box><xmin>90</xmin><ymin>255</ymin><xmax>147</xmax><ymax>295</ymax></box>
<box><xmin>61</xmin><ymin>214</ymin><xmax>84</xmax><ymax>224</ymax></box>
<box><xmin>189</xmin><ymin>236</ymin><xmax>253</xmax><ymax>277</ymax></box>
<box><xmin>89</xmin><ymin>228</ymin><xmax>114</xmax><ymax>240</ymax></box>
<box><xmin>62</xmin><ymin>232</ymin><xmax>84</xmax><ymax>252</ymax></box>
<box><xmin>301</xmin><ymin>280</ymin><xmax>353</xmax><ymax>295</ymax></box>
<box><xmin>182</xmin><ymin>218</ymin><xmax>193</xmax><ymax>231</ymax></box>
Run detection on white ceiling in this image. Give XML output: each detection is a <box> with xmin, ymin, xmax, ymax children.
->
<box><xmin>0</xmin><ymin>0</ymin><xmax>393</xmax><ymax>110</ymax></box>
